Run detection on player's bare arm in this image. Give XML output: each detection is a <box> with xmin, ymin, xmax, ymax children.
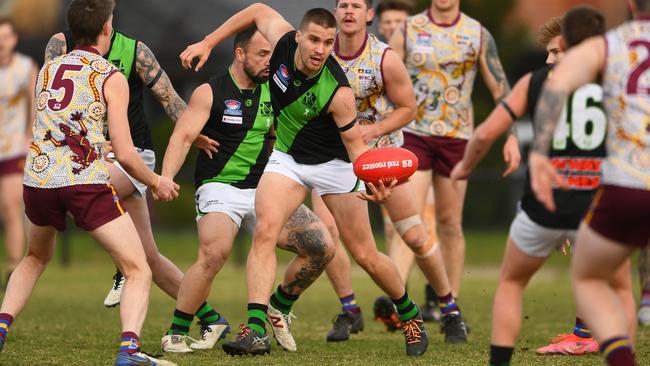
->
<box><xmin>529</xmin><ymin>36</ymin><xmax>606</xmax><ymax>211</ymax></box>
<box><xmin>136</xmin><ymin>41</ymin><xmax>186</xmax><ymax>122</ymax></box>
<box><xmin>479</xmin><ymin>28</ymin><xmax>510</xmax><ymax>103</ymax></box>
<box><xmin>24</xmin><ymin>61</ymin><xmax>38</xmax><ymax>141</ymax></box>
<box><xmin>161</xmin><ymin>83</ymin><xmax>213</xmax><ymax>179</ymax></box>
<box><xmin>43</xmin><ymin>33</ymin><xmax>66</xmax><ymax>63</ymax></box>
<box><xmin>105</xmin><ymin>72</ymin><xmax>179</xmax><ymax>201</ymax></box>
<box><xmin>180</xmin><ymin>3</ymin><xmax>293</xmax><ymax>71</ymax></box>
<box><xmin>451</xmin><ymin>73</ymin><xmax>531</xmax><ymax>181</ymax></box>
<box><xmin>360</xmin><ymin>49</ymin><xmax>415</xmax><ymax>143</ymax></box>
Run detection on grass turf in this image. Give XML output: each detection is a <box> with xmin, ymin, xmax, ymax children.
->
<box><xmin>0</xmin><ymin>230</ymin><xmax>647</xmax><ymax>365</ymax></box>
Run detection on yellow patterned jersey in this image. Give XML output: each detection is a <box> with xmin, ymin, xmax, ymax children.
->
<box><xmin>602</xmin><ymin>20</ymin><xmax>650</xmax><ymax>189</ymax></box>
<box><xmin>0</xmin><ymin>53</ymin><xmax>34</xmax><ymax>160</ymax></box>
<box><xmin>333</xmin><ymin>33</ymin><xmax>400</xmax><ymax>148</ymax></box>
<box><xmin>403</xmin><ymin>10</ymin><xmax>482</xmax><ymax>140</ymax></box>
<box><xmin>24</xmin><ymin>47</ymin><xmax>118</xmax><ymax>188</ymax></box>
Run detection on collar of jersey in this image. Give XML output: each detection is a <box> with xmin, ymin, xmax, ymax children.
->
<box><xmin>74</xmin><ymin>46</ymin><xmax>101</xmax><ymax>55</ymax></box>
<box><xmin>228</xmin><ymin>65</ymin><xmax>258</xmax><ymax>94</ymax></box>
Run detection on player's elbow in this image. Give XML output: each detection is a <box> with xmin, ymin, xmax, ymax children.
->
<box><xmin>473</xmin><ymin>126</ymin><xmax>495</xmax><ymax>145</ymax></box>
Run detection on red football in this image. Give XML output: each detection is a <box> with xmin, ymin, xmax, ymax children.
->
<box><xmin>353</xmin><ymin>147</ymin><xmax>419</xmax><ymax>185</ymax></box>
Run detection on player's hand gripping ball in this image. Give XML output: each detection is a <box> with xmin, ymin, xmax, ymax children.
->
<box><xmin>353</xmin><ymin>147</ymin><xmax>418</xmax><ymax>186</ymax></box>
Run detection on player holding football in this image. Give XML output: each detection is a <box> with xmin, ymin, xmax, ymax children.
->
<box><xmin>450</xmin><ymin>7</ymin><xmax>630</xmax><ymax>363</ymax></box>
<box><xmin>0</xmin><ymin>1</ymin><xmax>179</xmax><ymax>365</ymax></box>
<box><xmin>320</xmin><ymin>0</ymin><xmax>466</xmax><ymax>344</ymax></box>
<box><xmin>0</xmin><ymin>18</ymin><xmax>37</xmax><ymax>286</ymax></box>
<box><xmin>390</xmin><ymin>0</ymin><xmax>520</xmax><ymax>307</ymax></box>
<box><xmin>180</xmin><ymin>3</ymin><xmax>429</xmax><ymax>357</ymax></box>
<box><xmin>529</xmin><ymin>0</ymin><xmax>650</xmax><ymax>364</ymax></box>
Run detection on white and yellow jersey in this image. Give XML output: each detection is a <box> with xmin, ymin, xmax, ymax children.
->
<box><xmin>0</xmin><ymin>53</ymin><xmax>34</xmax><ymax>160</ymax></box>
<box><xmin>333</xmin><ymin>33</ymin><xmax>400</xmax><ymax>148</ymax></box>
<box><xmin>24</xmin><ymin>47</ymin><xmax>118</xmax><ymax>188</ymax></box>
<box><xmin>602</xmin><ymin>20</ymin><xmax>650</xmax><ymax>189</ymax></box>
<box><xmin>403</xmin><ymin>10</ymin><xmax>482</xmax><ymax>140</ymax></box>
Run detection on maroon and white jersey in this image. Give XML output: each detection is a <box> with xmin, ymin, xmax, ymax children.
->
<box><xmin>602</xmin><ymin>20</ymin><xmax>650</xmax><ymax>190</ymax></box>
<box><xmin>333</xmin><ymin>33</ymin><xmax>400</xmax><ymax>148</ymax></box>
<box><xmin>0</xmin><ymin>53</ymin><xmax>33</xmax><ymax>160</ymax></box>
<box><xmin>24</xmin><ymin>47</ymin><xmax>118</xmax><ymax>188</ymax></box>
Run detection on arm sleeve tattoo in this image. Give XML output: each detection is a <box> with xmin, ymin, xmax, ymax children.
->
<box><xmin>482</xmin><ymin>28</ymin><xmax>513</xmax><ymax>134</ymax></box>
<box><xmin>44</xmin><ymin>36</ymin><xmax>66</xmax><ymax>63</ymax></box>
<box><xmin>135</xmin><ymin>42</ymin><xmax>187</xmax><ymax>122</ymax></box>
<box><xmin>532</xmin><ymin>86</ymin><xmax>568</xmax><ymax>156</ymax></box>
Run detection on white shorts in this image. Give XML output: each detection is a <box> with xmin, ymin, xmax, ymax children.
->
<box><xmin>509</xmin><ymin>210</ymin><xmax>576</xmax><ymax>258</ymax></box>
<box><xmin>108</xmin><ymin>148</ymin><xmax>156</xmax><ymax>198</ymax></box>
<box><xmin>264</xmin><ymin>150</ymin><xmax>364</xmax><ymax>196</ymax></box>
<box><xmin>195</xmin><ymin>182</ymin><xmax>256</xmax><ymax>229</ymax></box>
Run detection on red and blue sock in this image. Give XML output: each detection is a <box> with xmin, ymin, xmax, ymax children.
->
<box><xmin>573</xmin><ymin>317</ymin><xmax>592</xmax><ymax>338</ymax></box>
<box><xmin>600</xmin><ymin>336</ymin><xmax>636</xmax><ymax>366</ymax></box>
<box><xmin>0</xmin><ymin>313</ymin><xmax>13</xmax><ymax>345</ymax></box>
<box><xmin>340</xmin><ymin>293</ymin><xmax>360</xmax><ymax>314</ymax></box>
<box><xmin>437</xmin><ymin>292</ymin><xmax>460</xmax><ymax>316</ymax></box>
<box><xmin>119</xmin><ymin>331</ymin><xmax>140</xmax><ymax>355</ymax></box>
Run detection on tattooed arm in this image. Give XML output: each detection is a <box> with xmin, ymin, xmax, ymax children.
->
<box><xmin>479</xmin><ymin>27</ymin><xmax>510</xmax><ymax>104</ymax></box>
<box><xmin>135</xmin><ymin>41</ymin><xmax>186</xmax><ymax>122</ymax></box>
<box><xmin>44</xmin><ymin>33</ymin><xmax>67</xmax><ymax>63</ymax></box>
<box><xmin>137</xmin><ymin>41</ymin><xmax>219</xmax><ymax>157</ymax></box>
<box><xmin>529</xmin><ymin>36</ymin><xmax>606</xmax><ymax>211</ymax></box>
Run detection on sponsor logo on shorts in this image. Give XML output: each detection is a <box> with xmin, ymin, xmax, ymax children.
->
<box><xmin>224</xmin><ymin>100</ymin><xmax>242</xmax><ymax>116</ymax></box>
<box><xmin>222</xmin><ymin>115</ymin><xmax>243</xmax><ymax>124</ymax></box>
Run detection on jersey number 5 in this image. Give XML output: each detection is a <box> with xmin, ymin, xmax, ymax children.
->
<box><xmin>552</xmin><ymin>84</ymin><xmax>606</xmax><ymax>151</ymax></box>
<box><xmin>48</xmin><ymin>64</ymin><xmax>84</xmax><ymax>111</ymax></box>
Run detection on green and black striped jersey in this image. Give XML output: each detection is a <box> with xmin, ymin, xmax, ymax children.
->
<box><xmin>194</xmin><ymin>70</ymin><xmax>273</xmax><ymax>189</ymax></box>
<box><xmin>270</xmin><ymin>31</ymin><xmax>351</xmax><ymax>164</ymax></box>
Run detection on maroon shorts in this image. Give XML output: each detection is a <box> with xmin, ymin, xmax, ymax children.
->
<box><xmin>23</xmin><ymin>184</ymin><xmax>125</xmax><ymax>232</ymax></box>
<box><xmin>402</xmin><ymin>132</ymin><xmax>467</xmax><ymax>177</ymax></box>
<box><xmin>585</xmin><ymin>185</ymin><xmax>650</xmax><ymax>247</ymax></box>
<box><xmin>0</xmin><ymin>156</ymin><xmax>25</xmax><ymax>177</ymax></box>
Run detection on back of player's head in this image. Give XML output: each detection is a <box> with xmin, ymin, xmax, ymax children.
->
<box><xmin>299</xmin><ymin>8</ymin><xmax>337</xmax><ymax>31</ymax></box>
<box><xmin>376</xmin><ymin>0</ymin><xmax>413</xmax><ymax>18</ymax></box>
<box><xmin>67</xmin><ymin>0</ymin><xmax>115</xmax><ymax>46</ymax></box>
<box><xmin>562</xmin><ymin>5</ymin><xmax>605</xmax><ymax>48</ymax></box>
<box><xmin>234</xmin><ymin>26</ymin><xmax>258</xmax><ymax>52</ymax></box>
<box><xmin>537</xmin><ymin>16</ymin><xmax>562</xmax><ymax>47</ymax></box>
<box><xmin>0</xmin><ymin>17</ymin><xmax>16</xmax><ymax>33</ymax></box>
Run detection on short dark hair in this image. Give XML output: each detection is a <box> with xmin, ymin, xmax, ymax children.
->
<box><xmin>234</xmin><ymin>26</ymin><xmax>258</xmax><ymax>52</ymax></box>
<box><xmin>562</xmin><ymin>5</ymin><xmax>606</xmax><ymax>48</ymax></box>
<box><xmin>336</xmin><ymin>0</ymin><xmax>373</xmax><ymax>8</ymax></box>
<box><xmin>636</xmin><ymin>0</ymin><xmax>650</xmax><ymax>12</ymax></box>
<box><xmin>299</xmin><ymin>8</ymin><xmax>337</xmax><ymax>31</ymax></box>
<box><xmin>376</xmin><ymin>0</ymin><xmax>413</xmax><ymax>18</ymax></box>
<box><xmin>67</xmin><ymin>0</ymin><xmax>115</xmax><ymax>47</ymax></box>
<box><xmin>0</xmin><ymin>18</ymin><xmax>16</xmax><ymax>33</ymax></box>
<box><xmin>537</xmin><ymin>16</ymin><xmax>562</xmax><ymax>47</ymax></box>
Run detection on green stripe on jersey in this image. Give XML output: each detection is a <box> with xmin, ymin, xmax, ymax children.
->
<box><xmin>275</xmin><ymin>67</ymin><xmax>340</xmax><ymax>153</ymax></box>
<box><xmin>202</xmin><ymin>83</ymin><xmax>272</xmax><ymax>185</ymax></box>
<box><xmin>107</xmin><ymin>32</ymin><xmax>136</xmax><ymax>79</ymax></box>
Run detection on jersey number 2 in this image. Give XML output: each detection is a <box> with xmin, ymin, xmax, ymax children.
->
<box><xmin>552</xmin><ymin>84</ymin><xmax>606</xmax><ymax>151</ymax></box>
<box><xmin>48</xmin><ymin>64</ymin><xmax>84</xmax><ymax>111</ymax></box>
<box><xmin>627</xmin><ymin>40</ymin><xmax>650</xmax><ymax>95</ymax></box>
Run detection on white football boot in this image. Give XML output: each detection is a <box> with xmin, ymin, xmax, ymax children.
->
<box><xmin>267</xmin><ymin>304</ymin><xmax>297</xmax><ymax>351</ymax></box>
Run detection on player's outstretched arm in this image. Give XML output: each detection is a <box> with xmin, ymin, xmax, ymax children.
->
<box><xmin>161</xmin><ymin>83</ymin><xmax>213</xmax><ymax>180</ymax></box>
<box><xmin>180</xmin><ymin>3</ymin><xmax>293</xmax><ymax>71</ymax></box>
<box><xmin>44</xmin><ymin>33</ymin><xmax>66</xmax><ymax>63</ymax></box>
<box><xmin>451</xmin><ymin>73</ymin><xmax>531</xmax><ymax>181</ymax></box>
<box><xmin>358</xmin><ymin>49</ymin><xmax>415</xmax><ymax>143</ymax></box>
<box><xmin>105</xmin><ymin>72</ymin><xmax>179</xmax><ymax>201</ymax></box>
<box><xmin>529</xmin><ymin>36</ymin><xmax>606</xmax><ymax>212</ymax></box>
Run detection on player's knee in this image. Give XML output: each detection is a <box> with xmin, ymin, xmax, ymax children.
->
<box><xmin>292</xmin><ymin>226</ymin><xmax>333</xmax><ymax>262</ymax></box>
<box><xmin>121</xmin><ymin>257</ymin><xmax>152</xmax><ymax>283</ymax></box>
<box><xmin>25</xmin><ymin>249</ymin><xmax>53</xmax><ymax>268</ymax></box>
<box><xmin>351</xmin><ymin>249</ymin><xmax>378</xmax><ymax>273</ymax></box>
<box><xmin>197</xmin><ymin>246</ymin><xmax>229</xmax><ymax>274</ymax></box>
<box><xmin>437</xmin><ymin>217</ymin><xmax>463</xmax><ymax>238</ymax></box>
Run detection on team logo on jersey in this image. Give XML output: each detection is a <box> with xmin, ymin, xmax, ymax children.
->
<box><xmin>302</xmin><ymin>91</ymin><xmax>317</xmax><ymax>108</ymax></box>
<box><xmin>416</xmin><ymin>32</ymin><xmax>432</xmax><ymax>47</ymax></box>
<box><xmin>245</xmin><ymin>99</ymin><xmax>253</xmax><ymax>107</ymax></box>
<box><xmin>260</xmin><ymin>102</ymin><xmax>273</xmax><ymax>117</ymax></box>
<box><xmin>273</xmin><ymin>64</ymin><xmax>290</xmax><ymax>93</ymax></box>
<box><xmin>357</xmin><ymin>68</ymin><xmax>373</xmax><ymax>81</ymax></box>
<box><xmin>224</xmin><ymin>100</ymin><xmax>242</xmax><ymax>116</ymax></box>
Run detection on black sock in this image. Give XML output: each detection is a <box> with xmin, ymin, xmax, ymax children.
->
<box><xmin>489</xmin><ymin>345</ymin><xmax>513</xmax><ymax>366</ymax></box>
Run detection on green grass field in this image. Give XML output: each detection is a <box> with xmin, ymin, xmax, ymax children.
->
<box><xmin>0</xmin><ymin>230</ymin><xmax>648</xmax><ymax>365</ymax></box>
